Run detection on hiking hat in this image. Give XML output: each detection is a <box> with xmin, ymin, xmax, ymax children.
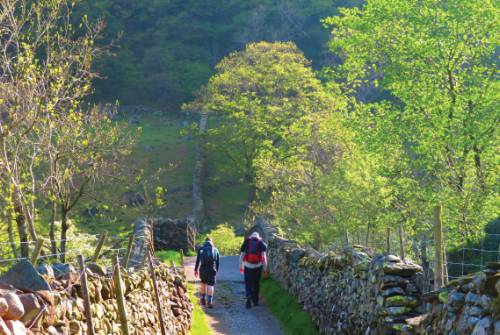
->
<box><xmin>250</xmin><ymin>232</ymin><xmax>260</xmax><ymax>239</ymax></box>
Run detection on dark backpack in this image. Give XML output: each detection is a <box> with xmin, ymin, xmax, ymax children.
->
<box><xmin>245</xmin><ymin>238</ymin><xmax>262</xmax><ymax>264</ymax></box>
<box><xmin>200</xmin><ymin>243</ymin><xmax>214</xmax><ymax>267</ymax></box>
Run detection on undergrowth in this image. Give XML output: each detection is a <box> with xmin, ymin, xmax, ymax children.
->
<box><xmin>197</xmin><ymin>224</ymin><xmax>243</xmax><ymax>255</ymax></box>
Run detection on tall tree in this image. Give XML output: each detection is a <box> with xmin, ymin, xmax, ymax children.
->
<box><xmin>0</xmin><ymin>0</ymin><xmax>105</xmax><ymax>257</ymax></box>
<box><xmin>188</xmin><ymin>42</ymin><xmax>337</xmax><ymax>206</ymax></box>
<box><xmin>325</xmin><ymin>0</ymin><xmax>499</xmax><ymax>245</ymax></box>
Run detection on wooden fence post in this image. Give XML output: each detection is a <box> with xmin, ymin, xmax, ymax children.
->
<box><xmin>434</xmin><ymin>205</ymin><xmax>445</xmax><ymax>289</ymax></box>
<box><xmin>398</xmin><ymin>224</ymin><xmax>405</xmax><ymax>261</ymax></box>
<box><xmin>170</xmin><ymin>260</ymin><xmax>177</xmax><ymax>274</ymax></box>
<box><xmin>122</xmin><ymin>233</ymin><xmax>135</xmax><ymax>268</ymax></box>
<box><xmin>92</xmin><ymin>232</ymin><xmax>108</xmax><ymax>263</ymax></box>
<box><xmin>147</xmin><ymin>250</ymin><xmax>167</xmax><ymax>335</ymax></box>
<box><xmin>344</xmin><ymin>230</ymin><xmax>350</xmax><ymax>246</ymax></box>
<box><xmin>179</xmin><ymin>249</ymin><xmax>184</xmax><ymax>266</ymax></box>
<box><xmin>78</xmin><ymin>255</ymin><xmax>95</xmax><ymax>335</ymax></box>
<box><xmin>442</xmin><ymin>240</ymin><xmax>449</xmax><ymax>285</ymax></box>
<box><xmin>30</xmin><ymin>239</ymin><xmax>44</xmax><ymax>265</ymax></box>
<box><xmin>112</xmin><ymin>254</ymin><xmax>130</xmax><ymax>335</ymax></box>
<box><xmin>386</xmin><ymin>227</ymin><xmax>391</xmax><ymax>255</ymax></box>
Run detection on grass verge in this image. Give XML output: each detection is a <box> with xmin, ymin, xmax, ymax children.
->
<box><xmin>260</xmin><ymin>277</ymin><xmax>320</xmax><ymax>335</ymax></box>
<box><xmin>187</xmin><ymin>282</ymin><xmax>212</xmax><ymax>335</ymax></box>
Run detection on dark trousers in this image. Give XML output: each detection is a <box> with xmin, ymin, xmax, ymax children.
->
<box><xmin>244</xmin><ymin>266</ymin><xmax>262</xmax><ymax>303</ymax></box>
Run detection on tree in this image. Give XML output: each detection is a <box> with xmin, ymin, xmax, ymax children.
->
<box><xmin>325</xmin><ymin>0</ymin><xmax>499</xmax><ymax>245</ymax></box>
<box><xmin>190</xmin><ymin>41</ymin><xmax>338</xmax><ymax>206</ymax></box>
<box><xmin>0</xmin><ymin>0</ymin><xmax>104</xmax><ymax>257</ymax></box>
<box><xmin>44</xmin><ymin>107</ymin><xmax>134</xmax><ymax>262</ymax></box>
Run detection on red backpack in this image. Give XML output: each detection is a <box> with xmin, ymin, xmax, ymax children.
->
<box><xmin>244</xmin><ymin>238</ymin><xmax>263</xmax><ymax>264</ymax></box>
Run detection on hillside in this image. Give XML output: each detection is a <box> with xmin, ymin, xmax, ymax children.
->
<box><xmin>77</xmin><ymin>0</ymin><xmax>361</xmax><ymax>111</ymax></box>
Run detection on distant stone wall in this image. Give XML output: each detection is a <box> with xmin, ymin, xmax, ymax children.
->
<box><xmin>192</xmin><ymin>112</ymin><xmax>208</xmax><ymax>228</ymax></box>
<box><xmin>130</xmin><ymin>217</ymin><xmax>195</xmax><ymax>268</ymax></box>
<box><xmin>153</xmin><ymin>217</ymin><xmax>196</xmax><ymax>252</ymax></box>
<box><xmin>254</xmin><ymin>218</ymin><xmax>423</xmax><ymax>334</ymax></box>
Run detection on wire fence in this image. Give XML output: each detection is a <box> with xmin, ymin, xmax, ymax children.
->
<box><xmin>0</xmin><ymin>233</ymin><xmax>130</xmax><ymax>273</ymax></box>
<box><xmin>323</xmin><ymin>227</ymin><xmax>499</xmax><ymax>291</ymax></box>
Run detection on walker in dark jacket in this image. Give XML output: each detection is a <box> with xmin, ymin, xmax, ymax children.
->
<box><xmin>194</xmin><ymin>237</ymin><xmax>220</xmax><ymax>308</ymax></box>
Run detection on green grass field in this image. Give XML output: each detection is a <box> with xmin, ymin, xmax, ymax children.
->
<box><xmin>78</xmin><ymin>112</ymin><xmax>248</xmax><ymax>236</ymax></box>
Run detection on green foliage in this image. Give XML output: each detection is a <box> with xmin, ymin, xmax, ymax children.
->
<box><xmin>324</xmin><ymin>0</ymin><xmax>499</xmax><ymax>246</ymax></box>
<box><xmin>189</xmin><ymin>41</ymin><xmax>340</xmax><ymax>207</ymax></box>
<box><xmin>77</xmin><ymin>0</ymin><xmax>359</xmax><ymax>110</ymax></box>
<box><xmin>260</xmin><ymin>277</ymin><xmax>320</xmax><ymax>335</ymax></box>
<box><xmin>199</xmin><ymin>224</ymin><xmax>243</xmax><ymax>256</ymax></box>
<box><xmin>157</xmin><ymin>250</ymin><xmax>183</xmax><ymax>267</ymax></box>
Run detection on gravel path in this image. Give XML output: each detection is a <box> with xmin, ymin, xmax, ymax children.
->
<box><xmin>184</xmin><ymin>256</ymin><xmax>284</xmax><ymax>335</ymax></box>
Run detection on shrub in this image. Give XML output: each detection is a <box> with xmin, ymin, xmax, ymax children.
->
<box><xmin>200</xmin><ymin>224</ymin><xmax>243</xmax><ymax>255</ymax></box>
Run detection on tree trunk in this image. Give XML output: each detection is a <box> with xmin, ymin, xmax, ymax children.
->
<box><xmin>49</xmin><ymin>201</ymin><xmax>58</xmax><ymax>256</ymax></box>
<box><xmin>473</xmin><ymin>145</ymin><xmax>485</xmax><ymax>191</ymax></box>
<box><xmin>313</xmin><ymin>230</ymin><xmax>322</xmax><ymax>250</ymax></box>
<box><xmin>14</xmin><ymin>203</ymin><xmax>29</xmax><ymax>258</ymax></box>
<box><xmin>60</xmin><ymin>209</ymin><xmax>69</xmax><ymax>263</ymax></box>
<box><xmin>365</xmin><ymin>223</ymin><xmax>371</xmax><ymax>247</ymax></box>
<box><xmin>398</xmin><ymin>224</ymin><xmax>405</xmax><ymax>261</ymax></box>
<box><xmin>246</xmin><ymin>183</ymin><xmax>256</xmax><ymax>207</ymax></box>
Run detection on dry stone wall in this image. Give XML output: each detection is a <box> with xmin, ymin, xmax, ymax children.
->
<box><xmin>0</xmin><ymin>261</ymin><xmax>192</xmax><ymax>335</ymax></box>
<box><xmin>252</xmin><ymin>218</ymin><xmax>500</xmax><ymax>335</ymax></box>
<box><xmin>0</xmin><ymin>262</ymin><xmax>192</xmax><ymax>335</ymax></box>
<box><xmin>153</xmin><ymin>218</ymin><xmax>196</xmax><ymax>252</ymax></box>
<box><xmin>253</xmin><ymin>219</ymin><xmax>424</xmax><ymax>334</ymax></box>
<box><xmin>0</xmin><ymin>218</ymin><xmax>193</xmax><ymax>335</ymax></box>
<box><xmin>412</xmin><ymin>262</ymin><xmax>500</xmax><ymax>335</ymax></box>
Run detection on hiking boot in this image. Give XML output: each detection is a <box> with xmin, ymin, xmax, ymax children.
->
<box><xmin>245</xmin><ymin>298</ymin><xmax>252</xmax><ymax>309</ymax></box>
<box><xmin>252</xmin><ymin>299</ymin><xmax>259</xmax><ymax>307</ymax></box>
<box><xmin>208</xmin><ymin>302</ymin><xmax>214</xmax><ymax>309</ymax></box>
<box><xmin>200</xmin><ymin>296</ymin><xmax>206</xmax><ymax>306</ymax></box>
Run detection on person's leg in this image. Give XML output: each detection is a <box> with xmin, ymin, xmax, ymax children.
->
<box><xmin>207</xmin><ymin>285</ymin><xmax>215</xmax><ymax>307</ymax></box>
<box><xmin>199</xmin><ymin>282</ymin><xmax>207</xmax><ymax>305</ymax></box>
<box><xmin>252</xmin><ymin>266</ymin><xmax>263</xmax><ymax>306</ymax></box>
<box><xmin>204</xmin><ymin>269</ymin><xmax>216</xmax><ymax>308</ymax></box>
<box><xmin>243</xmin><ymin>267</ymin><xmax>252</xmax><ymax>308</ymax></box>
